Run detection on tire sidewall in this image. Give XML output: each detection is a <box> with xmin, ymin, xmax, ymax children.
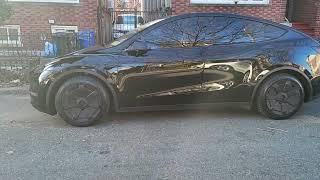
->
<box><xmin>257</xmin><ymin>74</ymin><xmax>305</xmax><ymax>120</ymax></box>
<box><xmin>55</xmin><ymin>76</ymin><xmax>110</xmax><ymax>127</ymax></box>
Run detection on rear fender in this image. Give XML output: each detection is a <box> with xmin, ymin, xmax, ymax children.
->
<box><xmin>250</xmin><ymin>66</ymin><xmax>313</xmax><ymax>107</ymax></box>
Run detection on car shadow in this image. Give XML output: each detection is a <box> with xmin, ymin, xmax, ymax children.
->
<box><xmin>298</xmin><ymin>98</ymin><xmax>320</xmax><ymax>117</ymax></box>
<box><xmin>94</xmin><ymin>100</ymin><xmax>320</xmax><ymax>127</ymax></box>
<box><xmin>95</xmin><ymin>105</ymin><xmax>261</xmax><ymax>127</ymax></box>
<box><xmin>30</xmin><ymin>100</ymin><xmax>320</xmax><ymax>128</ymax></box>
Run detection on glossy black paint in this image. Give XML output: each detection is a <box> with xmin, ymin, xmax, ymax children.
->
<box><xmin>29</xmin><ymin>13</ymin><xmax>320</xmax><ymax>115</ymax></box>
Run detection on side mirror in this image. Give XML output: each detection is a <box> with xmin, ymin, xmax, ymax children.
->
<box><xmin>125</xmin><ymin>41</ymin><xmax>149</xmax><ymax>57</ymax></box>
<box><xmin>127</xmin><ymin>40</ymin><xmax>148</xmax><ymax>51</ymax></box>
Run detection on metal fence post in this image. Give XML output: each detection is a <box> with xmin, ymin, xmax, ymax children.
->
<box><xmin>134</xmin><ymin>8</ymin><xmax>138</xmax><ymax>28</ymax></box>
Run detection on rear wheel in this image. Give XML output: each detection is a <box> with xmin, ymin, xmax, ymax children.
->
<box><xmin>55</xmin><ymin>76</ymin><xmax>110</xmax><ymax>127</ymax></box>
<box><xmin>256</xmin><ymin>73</ymin><xmax>304</xmax><ymax>120</ymax></box>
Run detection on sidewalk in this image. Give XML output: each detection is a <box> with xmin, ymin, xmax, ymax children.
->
<box><xmin>0</xmin><ymin>85</ymin><xmax>29</xmax><ymax>95</ymax></box>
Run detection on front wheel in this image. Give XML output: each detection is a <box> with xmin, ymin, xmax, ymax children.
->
<box><xmin>256</xmin><ymin>73</ymin><xmax>304</xmax><ymax>120</ymax></box>
<box><xmin>55</xmin><ymin>76</ymin><xmax>110</xmax><ymax>127</ymax></box>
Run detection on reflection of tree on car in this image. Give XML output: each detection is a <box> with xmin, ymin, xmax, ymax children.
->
<box><xmin>202</xmin><ymin>61</ymin><xmax>252</xmax><ymax>91</ymax></box>
<box><xmin>29</xmin><ymin>13</ymin><xmax>320</xmax><ymax>127</ymax></box>
<box><xmin>147</xmin><ymin>16</ymin><xmax>286</xmax><ymax>48</ymax></box>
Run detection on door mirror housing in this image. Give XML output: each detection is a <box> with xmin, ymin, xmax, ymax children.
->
<box><xmin>125</xmin><ymin>40</ymin><xmax>149</xmax><ymax>57</ymax></box>
<box><xmin>128</xmin><ymin>41</ymin><xmax>148</xmax><ymax>51</ymax></box>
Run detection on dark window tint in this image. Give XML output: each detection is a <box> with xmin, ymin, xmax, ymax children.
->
<box><xmin>130</xmin><ymin>16</ymin><xmax>286</xmax><ymax>50</ymax></box>
<box><xmin>139</xmin><ymin>16</ymin><xmax>216</xmax><ymax>48</ymax></box>
<box><xmin>211</xmin><ymin>18</ymin><xmax>287</xmax><ymax>44</ymax></box>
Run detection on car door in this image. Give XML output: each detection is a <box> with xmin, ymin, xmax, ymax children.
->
<box><xmin>201</xmin><ymin>16</ymin><xmax>288</xmax><ymax>103</ymax></box>
<box><xmin>116</xmin><ymin>16</ymin><xmax>209</xmax><ymax>108</ymax></box>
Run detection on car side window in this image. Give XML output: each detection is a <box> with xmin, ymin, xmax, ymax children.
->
<box><xmin>128</xmin><ymin>16</ymin><xmax>287</xmax><ymax>51</ymax></box>
<box><xmin>204</xmin><ymin>17</ymin><xmax>287</xmax><ymax>44</ymax></box>
<box><xmin>129</xmin><ymin>16</ymin><xmax>219</xmax><ymax>49</ymax></box>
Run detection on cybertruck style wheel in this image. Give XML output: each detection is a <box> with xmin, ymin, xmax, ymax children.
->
<box><xmin>55</xmin><ymin>76</ymin><xmax>110</xmax><ymax>127</ymax></box>
<box><xmin>256</xmin><ymin>73</ymin><xmax>304</xmax><ymax>120</ymax></box>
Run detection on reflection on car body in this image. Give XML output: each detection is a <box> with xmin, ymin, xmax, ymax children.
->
<box><xmin>30</xmin><ymin>13</ymin><xmax>320</xmax><ymax>126</ymax></box>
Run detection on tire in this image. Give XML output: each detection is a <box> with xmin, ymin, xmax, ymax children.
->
<box><xmin>256</xmin><ymin>73</ymin><xmax>304</xmax><ymax>120</ymax></box>
<box><xmin>55</xmin><ymin>76</ymin><xmax>110</xmax><ymax>127</ymax></box>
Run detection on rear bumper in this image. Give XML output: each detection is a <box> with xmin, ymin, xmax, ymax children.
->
<box><xmin>312</xmin><ymin>77</ymin><xmax>320</xmax><ymax>98</ymax></box>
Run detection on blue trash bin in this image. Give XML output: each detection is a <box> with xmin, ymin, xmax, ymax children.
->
<box><xmin>78</xmin><ymin>30</ymin><xmax>95</xmax><ymax>49</ymax></box>
<box><xmin>44</xmin><ymin>41</ymin><xmax>57</xmax><ymax>57</ymax></box>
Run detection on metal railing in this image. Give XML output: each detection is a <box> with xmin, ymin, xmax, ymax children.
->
<box><xmin>0</xmin><ymin>32</ymin><xmax>94</xmax><ymax>83</ymax></box>
<box><xmin>0</xmin><ymin>33</ymin><xmax>93</xmax><ymax>57</ymax></box>
<box><xmin>109</xmin><ymin>8</ymin><xmax>171</xmax><ymax>39</ymax></box>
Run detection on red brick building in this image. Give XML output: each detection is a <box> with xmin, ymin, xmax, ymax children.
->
<box><xmin>113</xmin><ymin>0</ymin><xmax>141</xmax><ymax>9</ymax></box>
<box><xmin>1</xmin><ymin>0</ymin><xmax>320</xmax><ymax>48</ymax></box>
<box><xmin>290</xmin><ymin>0</ymin><xmax>320</xmax><ymax>38</ymax></box>
<box><xmin>144</xmin><ymin>0</ymin><xmax>320</xmax><ymax>38</ymax></box>
<box><xmin>1</xmin><ymin>0</ymin><xmax>97</xmax><ymax>48</ymax></box>
<box><xmin>171</xmin><ymin>0</ymin><xmax>286</xmax><ymax>23</ymax></box>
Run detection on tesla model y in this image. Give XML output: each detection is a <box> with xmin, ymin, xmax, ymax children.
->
<box><xmin>30</xmin><ymin>13</ymin><xmax>320</xmax><ymax>126</ymax></box>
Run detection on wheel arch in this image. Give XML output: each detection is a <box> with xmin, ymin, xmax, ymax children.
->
<box><xmin>250</xmin><ymin>66</ymin><xmax>313</xmax><ymax>108</ymax></box>
<box><xmin>45</xmin><ymin>69</ymin><xmax>119</xmax><ymax>115</ymax></box>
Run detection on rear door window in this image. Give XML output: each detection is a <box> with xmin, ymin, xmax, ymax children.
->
<box><xmin>203</xmin><ymin>17</ymin><xmax>287</xmax><ymax>44</ymax></box>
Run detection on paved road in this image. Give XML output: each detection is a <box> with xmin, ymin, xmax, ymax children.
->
<box><xmin>0</xmin><ymin>94</ymin><xmax>320</xmax><ymax>180</ymax></box>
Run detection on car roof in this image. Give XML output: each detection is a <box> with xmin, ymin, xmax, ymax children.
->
<box><xmin>164</xmin><ymin>12</ymin><xmax>318</xmax><ymax>39</ymax></box>
<box><xmin>169</xmin><ymin>13</ymin><xmax>283</xmax><ymax>28</ymax></box>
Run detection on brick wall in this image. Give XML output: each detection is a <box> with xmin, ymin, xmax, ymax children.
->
<box><xmin>292</xmin><ymin>0</ymin><xmax>316</xmax><ymax>24</ymax></box>
<box><xmin>315</xmin><ymin>2</ymin><xmax>320</xmax><ymax>38</ymax></box>
<box><xmin>171</xmin><ymin>0</ymin><xmax>287</xmax><ymax>23</ymax></box>
<box><xmin>293</xmin><ymin>0</ymin><xmax>320</xmax><ymax>38</ymax></box>
<box><xmin>294</xmin><ymin>0</ymin><xmax>320</xmax><ymax>38</ymax></box>
<box><xmin>5</xmin><ymin>0</ymin><xmax>97</xmax><ymax>35</ymax></box>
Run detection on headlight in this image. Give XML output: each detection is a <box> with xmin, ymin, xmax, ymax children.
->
<box><xmin>38</xmin><ymin>65</ymin><xmax>63</xmax><ymax>83</ymax></box>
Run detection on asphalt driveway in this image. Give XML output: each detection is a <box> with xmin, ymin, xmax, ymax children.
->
<box><xmin>0</xmin><ymin>91</ymin><xmax>320</xmax><ymax>179</ymax></box>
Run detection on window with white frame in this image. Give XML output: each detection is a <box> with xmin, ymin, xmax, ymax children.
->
<box><xmin>190</xmin><ymin>0</ymin><xmax>269</xmax><ymax>5</ymax></box>
<box><xmin>8</xmin><ymin>0</ymin><xmax>79</xmax><ymax>3</ymax></box>
<box><xmin>0</xmin><ymin>25</ymin><xmax>22</xmax><ymax>46</ymax></box>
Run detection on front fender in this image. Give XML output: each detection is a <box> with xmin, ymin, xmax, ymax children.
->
<box><xmin>44</xmin><ymin>67</ymin><xmax>120</xmax><ymax>114</ymax></box>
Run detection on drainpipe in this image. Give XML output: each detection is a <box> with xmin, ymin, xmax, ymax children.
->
<box><xmin>287</xmin><ymin>0</ymin><xmax>294</xmax><ymax>22</ymax></box>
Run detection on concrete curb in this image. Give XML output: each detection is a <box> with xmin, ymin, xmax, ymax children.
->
<box><xmin>0</xmin><ymin>85</ymin><xmax>29</xmax><ymax>95</ymax></box>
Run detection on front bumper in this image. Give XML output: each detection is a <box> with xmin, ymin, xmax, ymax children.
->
<box><xmin>29</xmin><ymin>67</ymin><xmax>56</xmax><ymax>115</ymax></box>
<box><xmin>30</xmin><ymin>90</ymin><xmax>47</xmax><ymax>114</ymax></box>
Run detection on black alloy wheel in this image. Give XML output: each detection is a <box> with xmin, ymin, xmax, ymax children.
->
<box><xmin>55</xmin><ymin>76</ymin><xmax>110</xmax><ymax>127</ymax></box>
<box><xmin>257</xmin><ymin>73</ymin><xmax>304</xmax><ymax>120</ymax></box>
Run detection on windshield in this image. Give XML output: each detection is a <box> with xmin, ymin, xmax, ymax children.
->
<box><xmin>109</xmin><ymin>18</ymin><xmax>166</xmax><ymax>47</ymax></box>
